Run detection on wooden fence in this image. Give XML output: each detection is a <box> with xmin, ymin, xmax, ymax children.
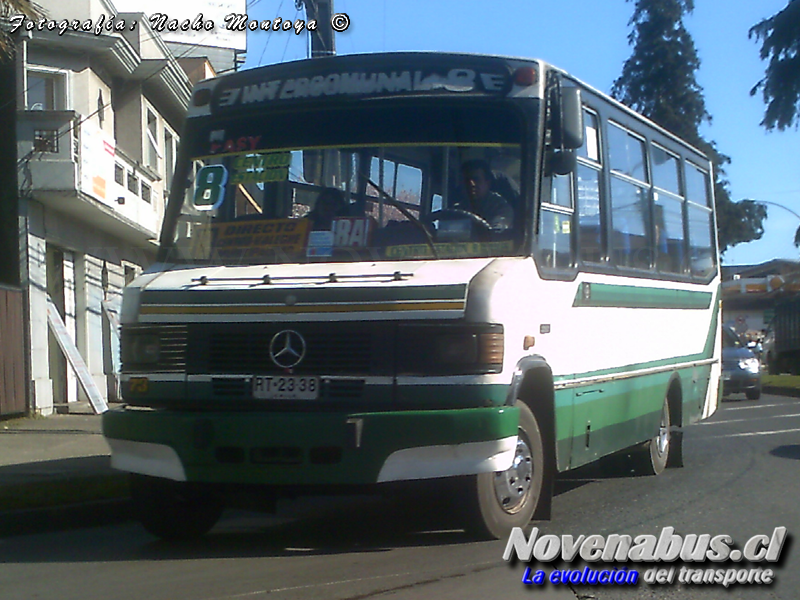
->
<box><xmin>0</xmin><ymin>286</ymin><xmax>26</xmax><ymax>416</ymax></box>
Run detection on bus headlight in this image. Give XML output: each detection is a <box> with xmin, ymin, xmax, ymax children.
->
<box><xmin>122</xmin><ymin>333</ymin><xmax>161</xmax><ymax>365</ymax></box>
<box><xmin>398</xmin><ymin>324</ymin><xmax>504</xmax><ymax>375</ymax></box>
<box><xmin>435</xmin><ymin>333</ymin><xmax>479</xmax><ymax>364</ymax></box>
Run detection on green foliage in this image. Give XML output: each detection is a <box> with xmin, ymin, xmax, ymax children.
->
<box><xmin>613</xmin><ymin>0</ymin><xmax>766</xmax><ymax>254</ymax></box>
<box><xmin>0</xmin><ymin>0</ymin><xmax>42</xmax><ymax>61</ymax></box>
<box><xmin>612</xmin><ymin>0</ymin><xmax>709</xmax><ymax>145</ymax></box>
<box><xmin>750</xmin><ymin>0</ymin><xmax>800</xmax><ymax>131</ymax></box>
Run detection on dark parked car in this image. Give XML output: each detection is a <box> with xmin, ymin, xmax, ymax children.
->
<box><xmin>722</xmin><ymin>326</ymin><xmax>762</xmax><ymax>400</ymax></box>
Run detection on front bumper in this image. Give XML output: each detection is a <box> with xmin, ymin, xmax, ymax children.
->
<box><xmin>102</xmin><ymin>406</ymin><xmax>519</xmax><ymax>486</ymax></box>
<box><xmin>722</xmin><ymin>370</ymin><xmax>761</xmax><ymax>395</ymax></box>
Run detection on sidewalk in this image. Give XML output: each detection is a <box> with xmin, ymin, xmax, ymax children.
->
<box><xmin>0</xmin><ymin>408</ymin><xmax>130</xmax><ymax>537</ymax></box>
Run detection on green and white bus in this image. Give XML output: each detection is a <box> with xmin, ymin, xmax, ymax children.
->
<box><xmin>103</xmin><ymin>52</ymin><xmax>721</xmax><ymax>540</ymax></box>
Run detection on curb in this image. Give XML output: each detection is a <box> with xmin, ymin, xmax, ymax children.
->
<box><xmin>0</xmin><ymin>497</ymin><xmax>132</xmax><ymax>537</ymax></box>
<box><xmin>763</xmin><ymin>386</ymin><xmax>800</xmax><ymax>398</ymax></box>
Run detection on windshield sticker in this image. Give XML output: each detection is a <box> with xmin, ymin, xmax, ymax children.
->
<box><xmin>385</xmin><ymin>240</ymin><xmax>514</xmax><ymax>259</ymax></box>
<box><xmin>306</xmin><ymin>230</ymin><xmax>334</xmax><ymax>257</ymax></box>
<box><xmin>192</xmin><ymin>219</ymin><xmax>309</xmax><ymax>260</ymax></box>
<box><xmin>193</xmin><ymin>164</ymin><xmax>228</xmax><ymax>211</ymax></box>
<box><xmin>306</xmin><ymin>218</ymin><xmax>375</xmax><ymax>257</ymax></box>
<box><xmin>208</xmin><ymin>135</ymin><xmax>262</xmax><ymax>155</ymax></box>
<box><xmin>333</xmin><ymin>217</ymin><xmax>374</xmax><ymax>247</ymax></box>
<box><xmin>230</xmin><ymin>152</ymin><xmax>291</xmax><ymax>184</ymax></box>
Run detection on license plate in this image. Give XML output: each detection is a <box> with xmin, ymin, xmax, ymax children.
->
<box><xmin>252</xmin><ymin>375</ymin><xmax>319</xmax><ymax>400</ymax></box>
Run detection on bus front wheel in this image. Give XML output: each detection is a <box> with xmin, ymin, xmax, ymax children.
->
<box><xmin>465</xmin><ymin>401</ymin><xmax>546</xmax><ymax>539</ymax></box>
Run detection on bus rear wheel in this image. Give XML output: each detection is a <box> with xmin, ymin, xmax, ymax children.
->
<box><xmin>464</xmin><ymin>401</ymin><xmax>546</xmax><ymax>539</ymax></box>
<box><xmin>639</xmin><ymin>397</ymin><xmax>670</xmax><ymax>476</ymax></box>
<box><xmin>130</xmin><ymin>474</ymin><xmax>224</xmax><ymax>540</ymax></box>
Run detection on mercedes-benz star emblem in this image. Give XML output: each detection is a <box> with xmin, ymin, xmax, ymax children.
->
<box><xmin>269</xmin><ymin>330</ymin><xmax>307</xmax><ymax>369</ymax></box>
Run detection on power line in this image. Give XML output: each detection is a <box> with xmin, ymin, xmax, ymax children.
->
<box><xmin>257</xmin><ymin>0</ymin><xmax>287</xmax><ymax>67</ymax></box>
<box><xmin>280</xmin><ymin>8</ymin><xmax>301</xmax><ymax>62</ymax></box>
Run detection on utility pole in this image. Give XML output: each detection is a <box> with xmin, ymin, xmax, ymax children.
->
<box><xmin>302</xmin><ymin>0</ymin><xmax>336</xmax><ymax>58</ymax></box>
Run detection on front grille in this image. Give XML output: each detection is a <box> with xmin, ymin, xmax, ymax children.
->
<box><xmin>190</xmin><ymin>323</ymin><xmax>389</xmax><ymax>376</ymax></box>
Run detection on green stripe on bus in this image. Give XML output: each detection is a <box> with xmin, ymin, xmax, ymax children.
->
<box><xmin>572</xmin><ymin>282</ymin><xmax>713</xmax><ymax>309</ymax></box>
<box><xmin>142</xmin><ymin>284</ymin><xmax>468</xmax><ymax>307</ymax></box>
<box><xmin>553</xmin><ymin>363</ymin><xmax>712</xmax><ymax>472</ymax></box>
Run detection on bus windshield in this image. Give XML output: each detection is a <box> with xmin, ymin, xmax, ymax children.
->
<box><xmin>165</xmin><ymin>101</ymin><xmax>530</xmax><ymax>265</ymax></box>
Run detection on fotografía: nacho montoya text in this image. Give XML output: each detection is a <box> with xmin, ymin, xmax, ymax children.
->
<box><xmin>503</xmin><ymin>527</ymin><xmax>787</xmax><ymax>563</ymax></box>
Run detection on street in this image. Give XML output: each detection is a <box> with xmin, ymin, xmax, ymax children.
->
<box><xmin>0</xmin><ymin>392</ymin><xmax>797</xmax><ymax>600</ymax></box>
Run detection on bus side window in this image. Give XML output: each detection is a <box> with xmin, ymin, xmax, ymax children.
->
<box><xmin>608</xmin><ymin>122</ymin><xmax>651</xmax><ymax>270</ymax></box>
<box><xmin>652</xmin><ymin>144</ymin><xmax>686</xmax><ymax>274</ymax></box>
<box><xmin>538</xmin><ymin>173</ymin><xmax>574</xmax><ymax>270</ymax></box>
<box><xmin>577</xmin><ymin>164</ymin><xmax>603</xmax><ymax>264</ymax></box>
<box><xmin>576</xmin><ymin>109</ymin><xmax>604</xmax><ymax>265</ymax></box>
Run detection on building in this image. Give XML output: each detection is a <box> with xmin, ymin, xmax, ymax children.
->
<box><xmin>13</xmin><ymin>0</ymin><xmax>242</xmax><ymax>415</ymax></box>
<box><xmin>722</xmin><ymin>259</ymin><xmax>800</xmax><ymax>338</ymax></box>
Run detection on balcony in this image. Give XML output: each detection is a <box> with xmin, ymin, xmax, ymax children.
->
<box><xmin>17</xmin><ymin>110</ymin><xmax>163</xmax><ymax>249</ymax></box>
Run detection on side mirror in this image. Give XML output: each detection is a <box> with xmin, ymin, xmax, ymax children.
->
<box><xmin>555</xmin><ymin>87</ymin><xmax>584</xmax><ymax>150</ymax></box>
<box><xmin>548</xmin><ymin>150</ymin><xmax>577</xmax><ymax>176</ymax></box>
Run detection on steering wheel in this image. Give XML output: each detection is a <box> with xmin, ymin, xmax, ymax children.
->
<box><xmin>426</xmin><ymin>208</ymin><xmax>493</xmax><ymax>232</ymax></box>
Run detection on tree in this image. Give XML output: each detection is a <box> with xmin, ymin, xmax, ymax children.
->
<box><xmin>0</xmin><ymin>0</ymin><xmax>42</xmax><ymax>286</ymax></box>
<box><xmin>750</xmin><ymin>0</ymin><xmax>800</xmax><ymax>131</ymax></box>
<box><xmin>1</xmin><ymin>0</ymin><xmax>39</xmax><ymax>59</ymax></box>
<box><xmin>612</xmin><ymin>0</ymin><xmax>766</xmax><ymax>254</ymax></box>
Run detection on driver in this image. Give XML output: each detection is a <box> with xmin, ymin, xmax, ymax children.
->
<box><xmin>305</xmin><ymin>187</ymin><xmax>347</xmax><ymax>231</ymax></box>
<box><xmin>454</xmin><ymin>160</ymin><xmax>514</xmax><ymax>233</ymax></box>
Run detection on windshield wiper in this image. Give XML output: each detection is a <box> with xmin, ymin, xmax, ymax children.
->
<box><xmin>367</xmin><ymin>177</ymin><xmax>439</xmax><ymax>259</ymax></box>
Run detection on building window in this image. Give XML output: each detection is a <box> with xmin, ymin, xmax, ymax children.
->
<box><xmin>97</xmin><ymin>90</ymin><xmax>105</xmax><ymax>127</ymax></box>
<box><xmin>164</xmin><ymin>129</ymin><xmax>176</xmax><ymax>191</ymax></box>
<box><xmin>33</xmin><ymin>129</ymin><xmax>59</xmax><ymax>153</ymax></box>
<box><xmin>141</xmin><ymin>182</ymin><xmax>151</xmax><ymax>203</ymax></box>
<box><xmin>27</xmin><ymin>70</ymin><xmax>66</xmax><ymax>110</ymax></box>
<box><xmin>127</xmin><ymin>171</ymin><xmax>139</xmax><ymax>196</ymax></box>
<box><xmin>114</xmin><ymin>163</ymin><xmax>124</xmax><ymax>185</ymax></box>
<box><xmin>146</xmin><ymin>109</ymin><xmax>159</xmax><ymax>170</ymax></box>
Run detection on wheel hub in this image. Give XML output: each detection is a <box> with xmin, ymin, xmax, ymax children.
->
<box><xmin>657</xmin><ymin>406</ymin><xmax>670</xmax><ymax>456</ymax></box>
<box><xmin>493</xmin><ymin>433</ymin><xmax>533</xmax><ymax>514</ymax></box>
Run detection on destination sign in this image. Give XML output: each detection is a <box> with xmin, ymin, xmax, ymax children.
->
<box><xmin>211</xmin><ymin>67</ymin><xmax>511</xmax><ymax>111</ymax></box>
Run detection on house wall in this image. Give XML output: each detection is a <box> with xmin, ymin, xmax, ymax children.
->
<box><xmin>16</xmin><ymin>0</ymin><xmax>193</xmax><ymax>415</ymax></box>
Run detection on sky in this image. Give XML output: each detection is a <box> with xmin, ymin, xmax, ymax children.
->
<box><xmin>237</xmin><ymin>0</ymin><xmax>798</xmax><ymax>266</ymax></box>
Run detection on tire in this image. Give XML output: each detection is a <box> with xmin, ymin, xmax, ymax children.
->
<box><xmin>636</xmin><ymin>397</ymin><xmax>670</xmax><ymax>476</ymax></box>
<box><xmin>130</xmin><ymin>474</ymin><xmax>224</xmax><ymax>541</ymax></box>
<box><xmin>746</xmin><ymin>386</ymin><xmax>762</xmax><ymax>401</ymax></box>
<box><xmin>463</xmin><ymin>401</ymin><xmax>548</xmax><ymax>539</ymax></box>
<box><xmin>666</xmin><ymin>429</ymin><xmax>683</xmax><ymax>469</ymax></box>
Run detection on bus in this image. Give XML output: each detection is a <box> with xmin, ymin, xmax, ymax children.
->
<box><xmin>103</xmin><ymin>52</ymin><xmax>721</xmax><ymax>540</ymax></box>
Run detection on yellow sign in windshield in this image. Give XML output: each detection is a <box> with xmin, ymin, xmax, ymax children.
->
<box><xmin>229</xmin><ymin>152</ymin><xmax>291</xmax><ymax>185</ymax></box>
<box><xmin>192</xmin><ymin>219</ymin><xmax>309</xmax><ymax>259</ymax></box>
<box><xmin>385</xmin><ymin>241</ymin><xmax>514</xmax><ymax>259</ymax></box>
